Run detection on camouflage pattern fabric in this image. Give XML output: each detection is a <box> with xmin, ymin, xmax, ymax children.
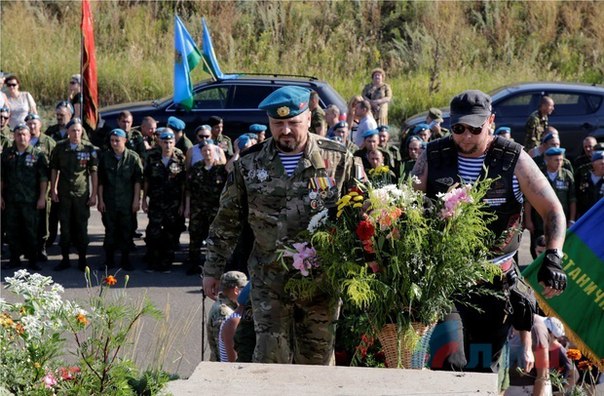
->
<box><xmin>204</xmin><ymin>133</ymin><xmax>361</xmax><ymax>364</ymax></box>
<box><xmin>524</xmin><ymin>110</ymin><xmax>548</xmax><ymax>151</ymax></box>
<box><xmin>206</xmin><ymin>293</ymin><xmax>237</xmax><ymax>362</ymax></box>
<box><xmin>310</xmin><ymin>107</ymin><xmax>326</xmax><ymax>134</ymax></box>
<box><xmin>214</xmin><ymin>134</ymin><xmax>233</xmax><ymax>158</ymax></box>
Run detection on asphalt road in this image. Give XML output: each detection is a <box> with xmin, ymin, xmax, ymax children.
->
<box><xmin>0</xmin><ymin>208</ymin><xmax>534</xmax><ymax>379</ymax></box>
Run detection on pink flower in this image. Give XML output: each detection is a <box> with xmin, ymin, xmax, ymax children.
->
<box><xmin>440</xmin><ymin>185</ymin><xmax>473</xmax><ymax>219</ymax></box>
<box><xmin>43</xmin><ymin>372</ymin><xmax>57</xmax><ymax>388</ymax></box>
<box><xmin>284</xmin><ymin>242</ymin><xmax>318</xmax><ymax>277</ymax></box>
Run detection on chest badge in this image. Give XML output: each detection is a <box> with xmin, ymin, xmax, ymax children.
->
<box><xmin>257</xmin><ymin>168</ymin><xmax>269</xmax><ymax>182</ymax></box>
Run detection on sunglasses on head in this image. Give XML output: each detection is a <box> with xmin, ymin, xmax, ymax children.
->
<box><xmin>451</xmin><ymin>123</ymin><xmax>484</xmax><ymax>135</ymax></box>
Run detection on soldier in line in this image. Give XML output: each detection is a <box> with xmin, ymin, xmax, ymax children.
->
<box><xmin>401</xmin><ymin>136</ymin><xmax>425</xmax><ymax>178</ymax></box>
<box><xmin>573</xmin><ymin>136</ymin><xmax>597</xmax><ymax>179</ymax></box>
<box><xmin>208</xmin><ymin>116</ymin><xmax>233</xmax><ymax>159</ymax></box>
<box><xmin>353</xmin><ymin>128</ymin><xmax>394</xmax><ymax>176</ymax></box>
<box><xmin>25</xmin><ymin>113</ymin><xmax>56</xmax><ymax>262</ymax></box>
<box><xmin>309</xmin><ymin>90</ymin><xmax>326</xmax><ymax>136</ymax></box>
<box><xmin>330</xmin><ymin>121</ymin><xmax>358</xmax><ymax>154</ymax></box>
<box><xmin>141</xmin><ymin>129</ymin><xmax>186</xmax><ymax>272</ymax></box>
<box><xmin>1</xmin><ymin>123</ymin><xmax>49</xmax><ymax>270</ymax></box>
<box><xmin>139</xmin><ymin>116</ymin><xmax>158</xmax><ymax>163</ymax></box>
<box><xmin>1</xmin><ymin>105</ymin><xmax>12</xmax><ymax>150</ymax></box>
<box><xmin>167</xmin><ymin>116</ymin><xmax>193</xmax><ymax>154</ymax></box>
<box><xmin>524</xmin><ymin>96</ymin><xmax>554</xmax><ymax>152</ymax></box>
<box><xmin>377</xmin><ymin>125</ymin><xmax>402</xmax><ymax>174</ymax></box>
<box><xmin>525</xmin><ymin>147</ymin><xmax>576</xmax><ymax>259</ymax></box>
<box><xmin>50</xmin><ymin>118</ymin><xmax>98</xmax><ymax>271</ymax></box>
<box><xmin>97</xmin><ymin>129</ymin><xmax>143</xmax><ymax>271</ymax></box>
<box><xmin>183</xmin><ymin>140</ymin><xmax>228</xmax><ymax>275</ymax></box>
<box><xmin>203</xmin><ymin>86</ymin><xmax>362</xmax><ymax>365</ymax></box>
<box><xmin>206</xmin><ymin>271</ymin><xmax>248</xmax><ymax>362</ymax></box>
<box><xmin>576</xmin><ymin>150</ymin><xmax>604</xmax><ymax>220</ymax></box>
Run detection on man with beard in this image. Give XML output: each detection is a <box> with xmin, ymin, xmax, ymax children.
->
<box><xmin>203</xmin><ymin>86</ymin><xmax>362</xmax><ymax>365</ymax></box>
<box><xmin>412</xmin><ymin>90</ymin><xmax>567</xmax><ymax>375</ymax></box>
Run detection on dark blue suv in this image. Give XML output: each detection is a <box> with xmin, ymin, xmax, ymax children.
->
<box><xmin>99</xmin><ymin>75</ymin><xmax>347</xmax><ymax>140</ymax></box>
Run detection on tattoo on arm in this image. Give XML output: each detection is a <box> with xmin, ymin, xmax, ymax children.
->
<box><xmin>411</xmin><ymin>150</ymin><xmax>427</xmax><ymax>178</ymax></box>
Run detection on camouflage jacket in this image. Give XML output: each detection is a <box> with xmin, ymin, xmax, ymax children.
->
<box><xmin>524</xmin><ymin>110</ymin><xmax>548</xmax><ymax>150</ymax></box>
<box><xmin>143</xmin><ymin>148</ymin><xmax>186</xmax><ymax>206</ymax></box>
<box><xmin>186</xmin><ymin>162</ymin><xmax>228</xmax><ymax>213</ymax></box>
<box><xmin>204</xmin><ymin>133</ymin><xmax>361</xmax><ymax>278</ymax></box>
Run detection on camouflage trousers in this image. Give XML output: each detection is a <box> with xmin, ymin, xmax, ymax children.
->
<box><xmin>5</xmin><ymin>201</ymin><xmax>39</xmax><ymax>260</ymax></box>
<box><xmin>188</xmin><ymin>206</ymin><xmax>215</xmax><ymax>260</ymax></box>
<box><xmin>145</xmin><ymin>203</ymin><xmax>180</xmax><ymax>269</ymax></box>
<box><xmin>249</xmin><ymin>262</ymin><xmax>339</xmax><ymax>364</ymax></box>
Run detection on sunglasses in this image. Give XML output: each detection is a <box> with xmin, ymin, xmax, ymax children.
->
<box><xmin>0</xmin><ymin>116</ymin><xmax>8</xmax><ymax>120</ymax></box>
<box><xmin>451</xmin><ymin>123</ymin><xmax>484</xmax><ymax>135</ymax></box>
<box><xmin>70</xmin><ymin>81</ymin><xmax>78</xmax><ymax>84</ymax></box>
<box><xmin>6</xmin><ymin>83</ymin><xmax>17</xmax><ymax>87</ymax></box>
<box><xmin>197</xmin><ymin>135</ymin><xmax>211</xmax><ymax>139</ymax></box>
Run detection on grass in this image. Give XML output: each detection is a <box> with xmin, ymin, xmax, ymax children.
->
<box><xmin>1</xmin><ymin>1</ymin><xmax>602</xmax><ymax>129</ymax></box>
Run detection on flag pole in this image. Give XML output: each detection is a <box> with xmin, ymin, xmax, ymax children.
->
<box><xmin>80</xmin><ymin>0</ymin><xmax>84</xmax><ymax>120</ymax></box>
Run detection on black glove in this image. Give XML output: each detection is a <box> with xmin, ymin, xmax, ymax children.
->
<box><xmin>537</xmin><ymin>249</ymin><xmax>567</xmax><ymax>291</ymax></box>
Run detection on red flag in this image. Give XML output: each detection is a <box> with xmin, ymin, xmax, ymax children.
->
<box><xmin>81</xmin><ymin>0</ymin><xmax>98</xmax><ymax>130</ymax></box>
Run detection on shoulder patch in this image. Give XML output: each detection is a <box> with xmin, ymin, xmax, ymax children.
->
<box><xmin>316</xmin><ymin>138</ymin><xmax>347</xmax><ymax>153</ymax></box>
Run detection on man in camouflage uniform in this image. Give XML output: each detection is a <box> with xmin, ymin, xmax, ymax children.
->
<box><xmin>524</xmin><ymin>96</ymin><xmax>554</xmax><ymax>152</ymax></box>
<box><xmin>142</xmin><ymin>129</ymin><xmax>186</xmax><ymax>272</ymax></box>
<box><xmin>203</xmin><ymin>86</ymin><xmax>362</xmax><ymax>365</ymax></box>
<box><xmin>208</xmin><ymin>116</ymin><xmax>233</xmax><ymax>159</ymax></box>
<box><xmin>184</xmin><ymin>141</ymin><xmax>228</xmax><ymax>275</ymax></box>
<box><xmin>97</xmin><ymin>129</ymin><xmax>143</xmax><ymax>270</ymax></box>
<box><xmin>576</xmin><ymin>150</ymin><xmax>604</xmax><ymax>220</ymax></box>
<box><xmin>525</xmin><ymin>147</ymin><xmax>576</xmax><ymax>259</ymax></box>
<box><xmin>0</xmin><ymin>105</ymin><xmax>12</xmax><ymax>150</ymax></box>
<box><xmin>1</xmin><ymin>123</ymin><xmax>49</xmax><ymax>270</ymax></box>
<box><xmin>50</xmin><ymin>118</ymin><xmax>98</xmax><ymax>271</ymax></box>
<box><xmin>309</xmin><ymin>91</ymin><xmax>326</xmax><ymax>136</ymax></box>
<box><xmin>167</xmin><ymin>116</ymin><xmax>191</xmax><ymax>249</ymax></box>
<box><xmin>206</xmin><ymin>271</ymin><xmax>248</xmax><ymax>361</ymax></box>
<box><xmin>25</xmin><ymin>113</ymin><xmax>56</xmax><ymax>261</ymax></box>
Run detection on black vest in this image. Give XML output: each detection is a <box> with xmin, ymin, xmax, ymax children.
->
<box><xmin>426</xmin><ymin>136</ymin><xmax>523</xmax><ymax>255</ymax></box>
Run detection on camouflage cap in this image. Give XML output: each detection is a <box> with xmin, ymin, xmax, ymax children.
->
<box><xmin>258</xmin><ymin>86</ymin><xmax>310</xmax><ymax>119</ymax></box>
<box><xmin>220</xmin><ymin>271</ymin><xmax>248</xmax><ymax>289</ymax></box>
<box><xmin>428</xmin><ymin>107</ymin><xmax>444</xmax><ymax>122</ymax></box>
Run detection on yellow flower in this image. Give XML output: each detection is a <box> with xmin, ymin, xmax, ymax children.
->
<box><xmin>0</xmin><ymin>313</ymin><xmax>14</xmax><ymax>328</ymax></box>
<box><xmin>353</xmin><ymin>195</ymin><xmax>364</xmax><ymax>202</ymax></box>
<box><xmin>75</xmin><ymin>313</ymin><xmax>88</xmax><ymax>326</ymax></box>
<box><xmin>353</xmin><ymin>203</ymin><xmax>363</xmax><ymax>208</ymax></box>
<box><xmin>34</xmin><ymin>362</ymin><xmax>41</xmax><ymax>369</ymax></box>
<box><xmin>336</xmin><ymin>195</ymin><xmax>351</xmax><ymax>206</ymax></box>
<box><xmin>348</xmin><ymin>191</ymin><xmax>359</xmax><ymax>197</ymax></box>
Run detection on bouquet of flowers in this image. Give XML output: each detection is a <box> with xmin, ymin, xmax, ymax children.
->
<box><xmin>280</xmin><ymin>176</ymin><xmax>501</xmax><ymax>364</ymax></box>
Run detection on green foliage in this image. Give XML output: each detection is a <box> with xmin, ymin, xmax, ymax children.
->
<box><xmin>2</xmin><ymin>1</ymin><xmax>603</xmax><ymax>129</ymax></box>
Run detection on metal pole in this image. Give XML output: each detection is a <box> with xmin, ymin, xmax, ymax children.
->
<box><xmin>200</xmin><ymin>281</ymin><xmax>206</xmax><ymax>361</ymax></box>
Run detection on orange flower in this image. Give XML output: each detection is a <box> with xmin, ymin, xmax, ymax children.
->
<box><xmin>104</xmin><ymin>275</ymin><xmax>117</xmax><ymax>286</ymax></box>
<box><xmin>14</xmin><ymin>322</ymin><xmax>25</xmax><ymax>335</ymax></box>
<box><xmin>75</xmin><ymin>313</ymin><xmax>88</xmax><ymax>326</ymax></box>
<box><xmin>567</xmin><ymin>349</ymin><xmax>582</xmax><ymax>361</ymax></box>
<box><xmin>577</xmin><ymin>361</ymin><xmax>592</xmax><ymax>370</ymax></box>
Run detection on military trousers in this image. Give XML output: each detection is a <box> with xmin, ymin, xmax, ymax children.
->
<box><xmin>145</xmin><ymin>204</ymin><xmax>180</xmax><ymax>268</ymax></box>
<box><xmin>188</xmin><ymin>207</ymin><xmax>214</xmax><ymax>258</ymax></box>
<box><xmin>250</xmin><ymin>262</ymin><xmax>339</xmax><ymax>365</ymax></box>
<box><xmin>58</xmin><ymin>194</ymin><xmax>90</xmax><ymax>251</ymax></box>
<box><xmin>37</xmin><ymin>197</ymin><xmax>51</xmax><ymax>250</ymax></box>
<box><xmin>5</xmin><ymin>201</ymin><xmax>39</xmax><ymax>260</ymax></box>
<box><xmin>102</xmin><ymin>206</ymin><xmax>133</xmax><ymax>251</ymax></box>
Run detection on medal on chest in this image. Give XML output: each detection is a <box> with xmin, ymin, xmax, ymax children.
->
<box><xmin>77</xmin><ymin>151</ymin><xmax>90</xmax><ymax>166</ymax></box>
<box><xmin>25</xmin><ymin>154</ymin><xmax>35</xmax><ymax>167</ymax></box>
<box><xmin>308</xmin><ymin>175</ymin><xmax>336</xmax><ymax>210</ymax></box>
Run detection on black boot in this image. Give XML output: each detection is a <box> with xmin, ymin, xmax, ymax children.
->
<box><xmin>186</xmin><ymin>251</ymin><xmax>202</xmax><ymax>275</ymax></box>
<box><xmin>77</xmin><ymin>248</ymin><xmax>88</xmax><ymax>272</ymax></box>
<box><xmin>104</xmin><ymin>248</ymin><xmax>116</xmax><ymax>269</ymax></box>
<box><xmin>38</xmin><ymin>246</ymin><xmax>48</xmax><ymax>262</ymax></box>
<box><xmin>8</xmin><ymin>255</ymin><xmax>21</xmax><ymax>269</ymax></box>
<box><xmin>54</xmin><ymin>247</ymin><xmax>71</xmax><ymax>271</ymax></box>
<box><xmin>120</xmin><ymin>251</ymin><xmax>134</xmax><ymax>271</ymax></box>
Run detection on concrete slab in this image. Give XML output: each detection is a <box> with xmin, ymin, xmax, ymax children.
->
<box><xmin>165</xmin><ymin>362</ymin><xmax>498</xmax><ymax>395</ymax></box>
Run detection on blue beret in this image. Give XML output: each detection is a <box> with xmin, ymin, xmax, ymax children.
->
<box><xmin>238</xmin><ymin>134</ymin><xmax>251</xmax><ymax>150</ymax></box>
<box><xmin>362</xmin><ymin>128</ymin><xmax>379</xmax><ymax>139</ymax></box>
<box><xmin>246</xmin><ymin>133</ymin><xmax>258</xmax><ymax>140</ymax></box>
<box><xmin>24</xmin><ymin>113</ymin><xmax>41</xmax><ymax>122</ymax></box>
<box><xmin>494</xmin><ymin>126</ymin><xmax>511</xmax><ymax>135</ymax></box>
<box><xmin>545</xmin><ymin>147</ymin><xmax>565</xmax><ymax>156</ymax></box>
<box><xmin>258</xmin><ymin>86</ymin><xmax>310</xmax><ymax>119</ymax></box>
<box><xmin>0</xmin><ymin>106</ymin><xmax>9</xmax><ymax>113</ymax></box>
<box><xmin>13</xmin><ymin>123</ymin><xmax>30</xmax><ymax>132</ymax></box>
<box><xmin>377</xmin><ymin>125</ymin><xmax>389</xmax><ymax>132</ymax></box>
<box><xmin>199</xmin><ymin>138</ymin><xmax>215</xmax><ymax>147</ymax></box>
<box><xmin>110</xmin><ymin>128</ymin><xmax>127</xmax><ymax>138</ymax></box>
<box><xmin>158</xmin><ymin>128</ymin><xmax>175</xmax><ymax>140</ymax></box>
<box><xmin>237</xmin><ymin>282</ymin><xmax>251</xmax><ymax>305</ymax></box>
<box><xmin>413</xmin><ymin>123</ymin><xmax>430</xmax><ymax>134</ymax></box>
<box><xmin>333</xmin><ymin>121</ymin><xmax>348</xmax><ymax>130</ymax></box>
<box><xmin>167</xmin><ymin>116</ymin><xmax>186</xmax><ymax>131</ymax></box>
<box><xmin>66</xmin><ymin>117</ymin><xmax>82</xmax><ymax>129</ymax></box>
<box><xmin>541</xmin><ymin>132</ymin><xmax>555</xmax><ymax>143</ymax></box>
<box><xmin>249</xmin><ymin>124</ymin><xmax>267</xmax><ymax>133</ymax></box>
<box><xmin>592</xmin><ymin>151</ymin><xmax>604</xmax><ymax>161</ymax></box>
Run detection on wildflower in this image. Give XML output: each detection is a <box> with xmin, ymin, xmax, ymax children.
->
<box><xmin>577</xmin><ymin>360</ymin><xmax>592</xmax><ymax>370</ymax></box>
<box><xmin>75</xmin><ymin>312</ymin><xmax>88</xmax><ymax>326</ymax></box>
<box><xmin>567</xmin><ymin>349</ymin><xmax>582</xmax><ymax>361</ymax></box>
<box><xmin>104</xmin><ymin>275</ymin><xmax>117</xmax><ymax>286</ymax></box>
<box><xmin>14</xmin><ymin>322</ymin><xmax>25</xmax><ymax>335</ymax></box>
<box><xmin>0</xmin><ymin>313</ymin><xmax>14</xmax><ymax>328</ymax></box>
<box><xmin>58</xmin><ymin>366</ymin><xmax>80</xmax><ymax>380</ymax></box>
<box><xmin>42</xmin><ymin>372</ymin><xmax>57</xmax><ymax>388</ymax></box>
<box><xmin>356</xmin><ymin>220</ymin><xmax>375</xmax><ymax>241</ymax></box>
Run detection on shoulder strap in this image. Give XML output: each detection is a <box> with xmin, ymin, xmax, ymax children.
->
<box><xmin>486</xmin><ymin>136</ymin><xmax>521</xmax><ymax>172</ymax></box>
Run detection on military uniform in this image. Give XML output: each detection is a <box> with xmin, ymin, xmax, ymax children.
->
<box><xmin>353</xmin><ymin>147</ymin><xmax>395</xmax><ymax>175</ymax></box>
<box><xmin>532</xmin><ymin>153</ymin><xmax>573</xmax><ymax>174</ymax></box>
<box><xmin>214</xmin><ymin>134</ymin><xmax>233</xmax><ymax>159</ymax></box>
<box><xmin>98</xmin><ymin>148</ymin><xmax>143</xmax><ymax>265</ymax></box>
<box><xmin>50</xmin><ymin>139</ymin><xmax>98</xmax><ymax>269</ymax></box>
<box><xmin>1</xmin><ymin>125</ymin><xmax>13</xmax><ymax>151</ymax></box>
<box><xmin>175</xmin><ymin>135</ymin><xmax>193</xmax><ymax>154</ymax></box>
<box><xmin>206</xmin><ymin>293</ymin><xmax>238</xmax><ymax>361</ymax></box>
<box><xmin>143</xmin><ymin>148</ymin><xmax>186</xmax><ymax>271</ymax></box>
<box><xmin>46</xmin><ymin>123</ymin><xmax>89</xmax><ymax>142</ymax></box>
<box><xmin>186</xmin><ymin>161</ymin><xmax>228</xmax><ymax>269</ymax></box>
<box><xmin>31</xmin><ymin>134</ymin><xmax>56</xmax><ymax>258</ymax></box>
<box><xmin>310</xmin><ymin>107</ymin><xmax>326</xmax><ymax>135</ymax></box>
<box><xmin>524</xmin><ymin>110</ymin><xmax>548</xmax><ymax>151</ymax></box>
<box><xmin>1</xmin><ymin>145</ymin><xmax>49</xmax><ymax>268</ymax></box>
<box><xmin>576</xmin><ymin>169</ymin><xmax>604</xmax><ymax>220</ymax></box>
<box><xmin>205</xmin><ymin>133</ymin><xmax>359</xmax><ymax>364</ymax></box>
<box><xmin>385</xmin><ymin>143</ymin><xmax>402</xmax><ymax>174</ymax></box>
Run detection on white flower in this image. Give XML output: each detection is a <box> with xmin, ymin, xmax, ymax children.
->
<box><xmin>307</xmin><ymin>209</ymin><xmax>329</xmax><ymax>233</ymax></box>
